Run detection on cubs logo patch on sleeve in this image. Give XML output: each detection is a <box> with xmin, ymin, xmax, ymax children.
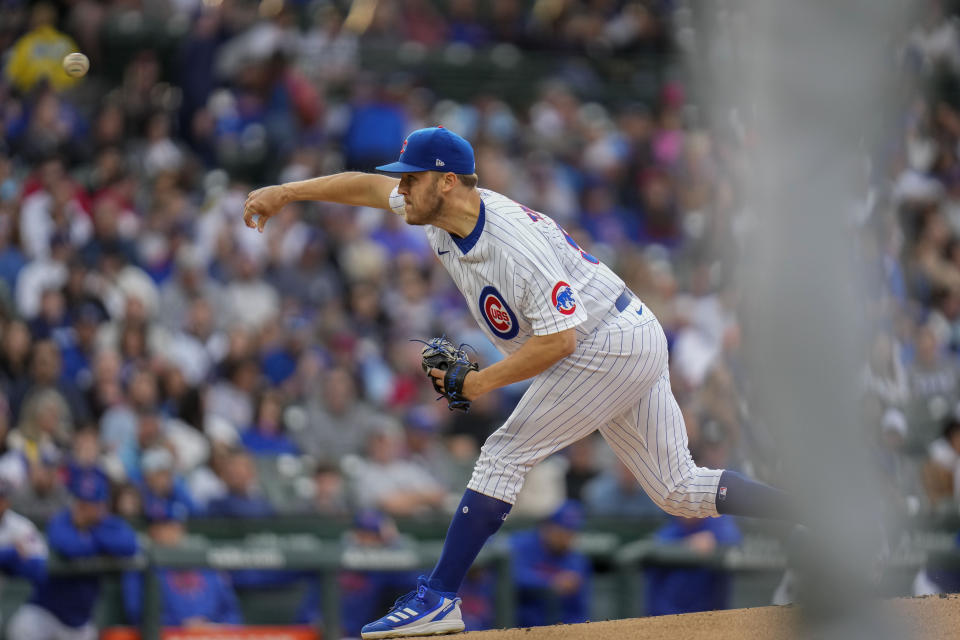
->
<box><xmin>551</xmin><ymin>281</ymin><xmax>577</xmax><ymax>315</ymax></box>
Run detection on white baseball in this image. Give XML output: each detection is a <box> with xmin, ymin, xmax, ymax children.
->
<box><xmin>62</xmin><ymin>53</ymin><xmax>89</xmax><ymax>78</ymax></box>
<box><xmin>388</xmin><ymin>185</ymin><xmax>407</xmax><ymax>218</ymax></box>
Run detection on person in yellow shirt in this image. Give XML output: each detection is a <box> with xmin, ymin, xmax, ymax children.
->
<box><xmin>5</xmin><ymin>3</ymin><xmax>80</xmax><ymax>93</ymax></box>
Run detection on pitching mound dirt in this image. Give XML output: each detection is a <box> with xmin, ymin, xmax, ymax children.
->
<box><xmin>462</xmin><ymin>594</ymin><xmax>960</xmax><ymax>639</ymax></box>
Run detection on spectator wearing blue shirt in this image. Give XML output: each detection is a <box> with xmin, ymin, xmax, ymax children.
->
<box><xmin>205</xmin><ymin>450</ymin><xmax>291</xmax><ymax>590</ymax></box>
<box><xmin>205</xmin><ymin>450</ymin><xmax>273</xmax><ymax>518</ymax></box>
<box><xmin>296</xmin><ymin>510</ymin><xmax>419</xmax><ymax>636</ymax></box>
<box><xmin>259</xmin><ymin>334</ymin><xmax>298</xmax><ymax>387</ymax></box>
<box><xmin>0</xmin><ymin>223</ymin><xmax>27</xmax><ymax>295</ymax></box>
<box><xmin>510</xmin><ymin>500</ymin><xmax>592</xmax><ymax>628</ymax></box>
<box><xmin>123</xmin><ymin>495</ymin><xmax>242</xmax><ymax>628</ymax></box>
<box><xmin>582</xmin><ymin>460</ymin><xmax>662</xmax><ymax>517</ymax></box>
<box><xmin>9</xmin><ymin>467</ymin><xmax>138</xmax><ymax>640</ymax></box>
<box><xmin>138</xmin><ymin>447</ymin><xmax>197</xmax><ymax>520</ymax></box>
<box><xmin>645</xmin><ymin>515</ymin><xmax>743</xmax><ymax>616</ymax></box>
<box><xmin>57</xmin><ymin>302</ymin><xmax>103</xmax><ymax>391</ymax></box>
<box><xmin>241</xmin><ymin>390</ymin><xmax>300</xmax><ymax>456</ymax></box>
<box><xmin>10</xmin><ymin>339</ymin><xmax>90</xmax><ymax>428</ymax></box>
<box><xmin>28</xmin><ymin>288</ymin><xmax>70</xmax><ymax>342</ymax></box>
<box><xmin>580</xmin><ymin>182</ymin><xmax>638</xmax><ymax>247</ymax></box>
<box><xmin>342</xmin><ymin>81</ymin><xmax>407</xmax><ymax>172</ymax></box>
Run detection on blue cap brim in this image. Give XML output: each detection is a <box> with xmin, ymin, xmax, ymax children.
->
<box><xmin>375</xmin><ymin>161</ymin><xmax>432</xmax><ymax>174</ymax></box>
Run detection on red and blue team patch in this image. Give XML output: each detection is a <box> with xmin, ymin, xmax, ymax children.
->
<box><xmin>552</xmin><ymin>281</ymin><xmax>577</xmax><ymax>315</ymax></box>
<box><xmin>479</xmin><ymin>286</ymin><xmax>519</xmax><ymax>340</ymax></box>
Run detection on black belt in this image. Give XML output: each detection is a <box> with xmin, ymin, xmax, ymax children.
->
<box><xmin>615</xmin><ymin>290</ymin><xmax>632</xmax><ymax>313</ymax></box>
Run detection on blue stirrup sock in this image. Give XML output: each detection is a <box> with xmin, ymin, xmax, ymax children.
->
<box><xmin>715</xmin><ymin>470</ymin><xmax>795</xmax><ymax>521</ymax></box>
<box><xmin>427</xmin><ymin>489</ymin><xmax>512</xmax><ymax>596</ymax></box>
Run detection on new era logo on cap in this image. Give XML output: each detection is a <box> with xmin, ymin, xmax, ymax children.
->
<box><xmin>377</xmin><ymin>127</ymin><xmax>475</xmax><ymax>175</ymax></box>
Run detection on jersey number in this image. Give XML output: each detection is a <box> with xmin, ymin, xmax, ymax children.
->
<box><xmin>522</xmin><ymin>205</ymin><xmax>599</xmax><ymax>264</ymax></box>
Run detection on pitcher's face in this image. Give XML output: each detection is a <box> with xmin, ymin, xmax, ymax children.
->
<box><xmin>397</xmin><ymin>172</ymin><xmax>446</xmax><ymax>226</ymax></box>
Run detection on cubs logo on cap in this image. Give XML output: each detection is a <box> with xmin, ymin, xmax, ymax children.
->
<box><xmin>478</xmin><ymin>286</ymin><xmax>518</xmax><ymax>340</ymax></box>
<box><xmin>552</xmin><ymin>282</ymin><xmax>577</xmax><ymax>315</ymax></box>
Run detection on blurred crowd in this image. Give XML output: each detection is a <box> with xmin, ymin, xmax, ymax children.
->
<box><xmin>0</xmin><ymin>0</ymin><xmax>758</xmax><ymax>533</ymax></box>
<box><xmin>864</xmin><ymin>0</ymin><xmax>960</xmax><ymax>517</ymax></box>
<box><xmin>0</xmin><ymin>0</ymin><xmax>953</xmax><ymax>632</ymax></box>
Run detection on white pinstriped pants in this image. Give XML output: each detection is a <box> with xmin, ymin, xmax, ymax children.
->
<box><xmin>468</xmin><ymin>297</ymin><xmax>723</xmax><ymax>518</ymax></box>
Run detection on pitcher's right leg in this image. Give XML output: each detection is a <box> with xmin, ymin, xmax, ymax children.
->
<box><xmin>599</xmin><ymin>371</ymin><xmax>724</xmax><ymax>518</ymax></box>
<box><xmin>600</xmin><ymin>371</ymin><xmax>794</xmax><ymax>520</ymax></box>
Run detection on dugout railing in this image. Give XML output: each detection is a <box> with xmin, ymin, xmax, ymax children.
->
<box><xmin>1</xmin><ymin>514</ymin><xmax>958</xmax><ymax>639</ymax></box>
<box><xmin>0</xmin><ymin>536</ymin><xmax>514</xmax><ymax>640</ymax></box>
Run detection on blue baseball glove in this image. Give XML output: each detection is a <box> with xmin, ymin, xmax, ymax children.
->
<box><xmin>418</xmin><ymin>336</ymin><xmax>479</xmax><ymax>412</ymax></box>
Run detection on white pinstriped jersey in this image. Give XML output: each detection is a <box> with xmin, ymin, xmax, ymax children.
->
<box><xmin>391</xmin><ymin>187</ymin><xmax>629</xmax><ymax>355</ymax></box>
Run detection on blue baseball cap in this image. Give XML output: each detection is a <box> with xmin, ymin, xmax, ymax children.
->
<box><xmin>353</xmin><ymin>509</ymin><xmax>387</xmax><ymax>533</ymax></box>
<box><xmin>546</xmin><ymin>500</ymin><xmax>584</xmax><ymax>531</ymax></box>
<box><xmin>376</xmin><ymin>127</ymin><xmax>475</xmax><ymax>175</ymax></box>
<box><xmin>404</xmin><ymin>406</ymin><xmax>439</xmax><ymax>433</ymax></box>
<box><xmin>68</xmin><ymin>468</ymin><xmax>109</xmax><ymax>503</ymax></box>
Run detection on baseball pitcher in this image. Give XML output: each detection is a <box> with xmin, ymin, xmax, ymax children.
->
<box><xmin>243</xmin><ymin>127</ymin><xmax>793</xmax><ymax>638</ymax></box>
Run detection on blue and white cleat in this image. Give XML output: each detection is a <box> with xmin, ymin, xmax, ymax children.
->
<box><xmin>361</xmin><ymin>575</ymin><xmax>464</xmax><ymax>639</ymax></box>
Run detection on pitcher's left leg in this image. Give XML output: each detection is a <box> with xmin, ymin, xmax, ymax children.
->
<box><xmin>431</xmin><ymin>322</ymin><xmax>663</xmax><ymax>600</ymax></box>
<box><xmin>362</xmin><ymin>313</ymin><xmax>669</xmax><ymax>638</ymax></box>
